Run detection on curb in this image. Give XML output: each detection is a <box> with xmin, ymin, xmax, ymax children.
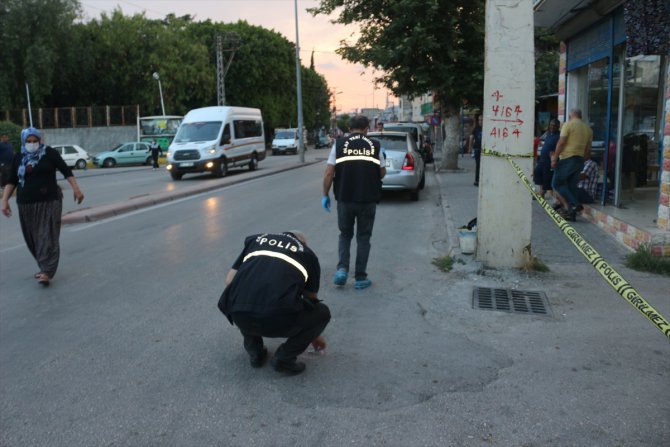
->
<box><xmin>62</xmin><ymin>158</ymin><xmax>323</xmax><ymax>225</ymax></box>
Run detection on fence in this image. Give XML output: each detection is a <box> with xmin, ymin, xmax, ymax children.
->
<box><xmin>1</xmin><ymin>105</ymin><xmax>140</xmax><ymax>129</ymax></box>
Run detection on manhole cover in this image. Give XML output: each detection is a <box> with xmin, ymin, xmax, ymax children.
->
<box><xmin>473</xmin><ymin>287</ymin><xmax>552</xmax><ymax>316</ymax></box>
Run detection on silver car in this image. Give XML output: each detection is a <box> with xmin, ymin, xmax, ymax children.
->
<box><xmin>368</xmin><ymin>131</ymin><xmax>426</xmax><ymax>201</ymax></box>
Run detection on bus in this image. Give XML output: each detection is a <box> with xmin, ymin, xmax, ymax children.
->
<box><xmin>137</xmin><ymin>115</ymin><xmax>183</xmax><ymax>150</ymax></box>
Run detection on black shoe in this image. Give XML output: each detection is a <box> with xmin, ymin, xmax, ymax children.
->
<box><xmin>249</xmin><ymin>347</ymin><xmax>268</xmax><ymax>368</ymax></box>
<box><xmin>271</xmin><ymin>356</ymin><xmax>306</xmax><ymax>375</ymax></box>
<box><xmin>552</xmin><ymin>203</ymin><xmax>563</xmax><ymax>211</ymax></box>
<box><xmin>575</xmin><ymin>204</ymin><xmax>584</xmax><ymax>213</ymax></box>
<box><xmin>560</xmin><ymin>208</ymin><xmax>577</xmax><ymax>222</ymax></box>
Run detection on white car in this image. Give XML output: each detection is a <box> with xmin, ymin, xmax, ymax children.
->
<box><xmin>51</xmin><ymin>144</ymin><xmax>90</xmax><ymax>169</ymax></box>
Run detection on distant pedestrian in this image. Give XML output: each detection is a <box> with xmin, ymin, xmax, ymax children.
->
<box><xmin>322</xmin><ymin>115</ymin><xmax>386</xmax><ymax>289</ymax></box>
<box><xmin>149</xmin><ymin>139</ymin><xmax>161</xmax><ymax>170</ymax></box>
<box><xmin>469</xmin><ymin>115</ymin><xmax>483</xmax><ymax>186</ymax></box>
<box><xmin>1</xmin><ymin>127</ymin><xmax>85</xmax><ymax>286</ymax></box>
<box><xmin>218</xmin><ymin>231</ymin><xmax>330</xmax><ymax>375</ymax></box>
<box><xmin>376</xmin><ymin>122</ymin><xmax>384</xmax><ymax>131</ymax></box>
<box><xmin>533</xmin><ymin>118</ymin><xmax>560</xmax><ymax>201</ymax></box>
<box><xmin>551</xmin><ymin>108</ymin><xmax>593</xmax><ymax>221</ymax></box>
<box><xmin>0</xmin><ymin>131</ymin><xmax>15</xmax><ymax>188</ymax></box>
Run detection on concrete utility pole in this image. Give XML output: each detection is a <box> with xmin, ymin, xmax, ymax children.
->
<box><xmin>476</xmin><ymin>0</ymin><xmax>535</xmax><ymax>268</ymax></box>
<box><xmin>216</xmin><ymin>33</ymin><xmax>240</xmax><ymax>106</ymax></box>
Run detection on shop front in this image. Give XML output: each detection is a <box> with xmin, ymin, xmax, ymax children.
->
<box><xmin>534</xmin><ymin>0</ymin><xmax>670</xmax><ymax>255</ymax></box>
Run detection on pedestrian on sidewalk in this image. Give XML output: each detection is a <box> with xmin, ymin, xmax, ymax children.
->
<box><xmin>534</xmin><ymin>118</ymin><xmax>560</xmax><ymax>202</ymax></box>
<box><xmin>0</xmin><ymin>131</ymin><xmax>15</xmax><ymax>189</ymax></box>
<box><xmin>551</xmin><ymin>108</ymin><xmax>593</xmax><ymax>221</ymax></box>
<box><xmin>321</xmin><ymin>115</ymin><xmax>386</xmax><ymax>289</ymax></box>
<box><xmin>217</xmin><ymin>231</ymin><xmax>330</xmax><ymax>375</ymax></box>
<box><xmin>468</xmin><ymin>114</ymin><xmax>483</xmax><ymax>186</ymax></box>
<box><xmin>149</xmin><ymin>139</ymin><xmax>161</xmax><ymax>170</ymax></box>
<box><xmin>1</xmin><ymin>127</ymin><xmax>85</xmax><ymax>286</ymax></box>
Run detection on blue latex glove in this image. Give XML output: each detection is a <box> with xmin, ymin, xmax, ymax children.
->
<box><xmin>321</xmin><ymin>195</ymin><xmax>331</xmax><ymax>212</ymax></box>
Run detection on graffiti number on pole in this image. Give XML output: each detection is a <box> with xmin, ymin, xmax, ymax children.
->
<box><xmin>489</xmin><ymin>90</ymin><xmax>524</xmax><ymax>140</ymax></box>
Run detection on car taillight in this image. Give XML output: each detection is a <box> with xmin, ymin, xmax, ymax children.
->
<box><xmin>402</xmin><ymin>153</ymin><xmax>415</xmax><ymax>171</ymax></box>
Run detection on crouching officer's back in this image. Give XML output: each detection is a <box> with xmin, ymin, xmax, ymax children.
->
<box><xmin>218</xmin><ymin>231</ymin><xmax>330</xmax><ymax>375</ymax></box>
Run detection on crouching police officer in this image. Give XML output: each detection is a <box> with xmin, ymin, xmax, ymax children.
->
<box><xmin>218</xmin><ymin>231</ymin><xmax>330</xmax><ymax>375</ymax></box>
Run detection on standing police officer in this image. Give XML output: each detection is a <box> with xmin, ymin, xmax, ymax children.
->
<box><xmin>149</xmin><ymin>139</ymin><xmax>161</xmax><ymax>170</ymax></box>
<box><xmin>218</xmin><ymin>231</ymin><xmax>330</xmax><ymax>375</ymax></box>
<box><xmin>321</xmin><ymin>115</ymin><xmax>386</xmax><ymax>289</ymax></box>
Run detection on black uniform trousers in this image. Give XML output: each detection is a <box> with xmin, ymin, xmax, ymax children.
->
<box><xmin>231</xmin><ymin>301</ymin><xmax>330</xmax><ymax>361</ymax></box>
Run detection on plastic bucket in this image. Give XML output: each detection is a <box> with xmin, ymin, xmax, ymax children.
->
<box><xmin>458</xmin><ymin>229</ymin><xmax>477</xmax><ymax>254</ymax></box>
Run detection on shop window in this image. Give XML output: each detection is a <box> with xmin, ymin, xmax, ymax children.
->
<box><xmin>621</xmin><ymin>55</ymin><xmax>662</xmax><ymax>190</ymax></box>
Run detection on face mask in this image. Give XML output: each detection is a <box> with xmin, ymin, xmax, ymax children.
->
<box><xmin>25</xmin><ymin>142</ymin><xmax>40</xmax><ymax>153</ymax></box>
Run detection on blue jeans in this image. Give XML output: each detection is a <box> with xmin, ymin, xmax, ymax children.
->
<box><xmin>552</xmin><ymin>156</ymin><xmax>584</xmax><ymax>208</ymax></box>
<box><xmin>337</xmin><ymin>201</ymin><xmax>377</xmax><ymax>280</ymax></box>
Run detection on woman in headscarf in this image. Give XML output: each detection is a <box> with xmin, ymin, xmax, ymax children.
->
<box><xmin>1</xmin><ymin>127</ymin><xmax>84</xmax><ymax>286</ymax></box>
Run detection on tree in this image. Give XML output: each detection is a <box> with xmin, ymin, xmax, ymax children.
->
<box><xmin>336</xmin><ymin>113</ymin><xmax>351</xmax><ymax>134</ymax></box>
<box><xmin>0</xmin><ymin>5</ymin><xmax>332</xmax><ymax>135</ymax></box>
<box><xmin>309</xmin><ymin>0</ymin><xmax>485</xmax><ymax>169</ymax></box>
<box><xmin>535</xmin><ymin>27</ymin><xmax>559</xmax><ymax>97</ymax></box>
<box><xmin>0</xmin><ymin>0</ymin><xmax>81</xmax><ymax>110</ymax></box>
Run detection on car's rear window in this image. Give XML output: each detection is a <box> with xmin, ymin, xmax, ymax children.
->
<box><xmin>174</xmin><ymin>121</ymin><xmax>222</xmax><ymax>143</ymax></box>
<box><xmin>374</xmin><ymin>135</ymin><xmax>409</xmax><ymax>152</ymax></box>
<box><xmin>384</xmin><ymin>126</ymin><xmax>418</xmax><ymax>140</ymax></box>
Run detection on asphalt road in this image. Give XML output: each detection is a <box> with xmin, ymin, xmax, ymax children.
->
<box><xmin>1</xmin><ymin>156</ymin><xmax>668</xmax><ymax>446</ymax></box>
<box><xmin>58</xmin><ymin>150</ymin><xmax>324</xmax><ymax>214</ymax></box>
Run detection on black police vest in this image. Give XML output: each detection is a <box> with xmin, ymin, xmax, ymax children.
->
<box><xmin>333</xmin><ymin>132</ymin><xmax>382</xmax><ymax>203</ymax></box>
<box><xmin>218</xmin><ymin>233</ymin><xmax>319</xmax><ymax>319</ymax></box>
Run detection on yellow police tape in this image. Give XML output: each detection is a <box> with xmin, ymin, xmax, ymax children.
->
<box><xmin>483</xmin><ymin>148</ymin><xmax>670</xmax><ymax>340</ymax></box>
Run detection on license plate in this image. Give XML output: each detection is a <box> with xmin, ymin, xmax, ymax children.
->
<box><xmin>180</xmin><ymin>162</ymin><xmax>194</xmax><ymax>167</ymax></box>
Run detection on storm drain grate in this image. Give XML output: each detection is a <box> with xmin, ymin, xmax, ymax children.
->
<box><xmin>473</xmin><ymin>287</ymin><xmax>552</xmax><ymax>316</ymax></box>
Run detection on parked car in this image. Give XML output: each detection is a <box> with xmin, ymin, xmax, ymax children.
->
<box><xmin>368</xmin><ymin>131</ymin><xmax>426</xmax><ymax>201</ymax></box>
<box><xmin>93</xmin><ymin>142</ymin><xmax>153</xmax><ymax>168</ymax></box>
<box><xmin>382</xmin><ymin>122</ymin><xmax>433</xmax><ymax>163</ymax></box>
<box><xmin>315</xmin><ymin>134</ymin><xmax>332</xmax><ymax>149</ymax></box>
<box><xmin>272</xmin><ymin>128</ymin><xmax>300</xmax><ymax>155</ymax></box>
<box><xmin>51</xmin><ymin>144</ymin><xmax>90</xmax><ymax>169</ymax></box>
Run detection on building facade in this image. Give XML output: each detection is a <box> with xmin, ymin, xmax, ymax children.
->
<box><xmin>534</xmin><ymin>0</ymin><xmax>670</xmax><ymax>254</ymax></box>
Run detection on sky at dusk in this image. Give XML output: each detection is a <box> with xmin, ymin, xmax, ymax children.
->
<box><xmin>80</xmin><ymin>0</ymin><xmax>395</xmax><ymax>113</ymax></box>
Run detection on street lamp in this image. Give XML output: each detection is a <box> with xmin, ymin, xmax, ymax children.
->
<box><xmin>152</xmin><ymin>72</ymin><xmax>166</xmax><ymax>117</ymax></box>
<box><xmin>294</xmin><ymin>0</ymin><xmax>305</xmax><ymax>163</ymax></box>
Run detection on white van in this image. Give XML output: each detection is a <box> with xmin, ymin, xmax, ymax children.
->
<box><xmin>271</xmin><ymin>128</ymin><xmax>299</xmax><ymax>155</ymax></box>
<box><xmin>166</xmin><ymin>106</ymin><xmax>266</xmax><ymax>180</ymax></box>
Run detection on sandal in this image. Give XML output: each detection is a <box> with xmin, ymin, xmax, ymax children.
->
<box><xmin>36</xmin><ymin>273</ymin><xmax>50</xmax><ymax>286</ymax></box>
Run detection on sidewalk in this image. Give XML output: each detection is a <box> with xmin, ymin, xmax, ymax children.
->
<box><xmin>433</xmin><ymin>153</ymin><xmax>634</xmax><ymax>266</ymax></box>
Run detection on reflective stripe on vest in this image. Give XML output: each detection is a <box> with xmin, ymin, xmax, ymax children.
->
<box><xmin>242</xmin><ymin>250</ymin><xmax>309</xmax><ymax>282</ymax></box>
<box><xmin>335</xmin><ymin>155</ymin><xmax>380</xmax><ymax>165</ymax></box>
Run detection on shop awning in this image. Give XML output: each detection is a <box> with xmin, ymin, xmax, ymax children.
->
<box><xmin>533</xmin><ymin>0</ymin><xmax>594</xmax><ymax>29</ymax></box>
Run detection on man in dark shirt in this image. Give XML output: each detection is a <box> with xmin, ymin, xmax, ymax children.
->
<box><xmin>218</xmin><ymin>231</ymin><xmax>330</xmax><ymax>375</ymax></box>
<box><xmin>321</xmin><ymin>115</ymin><xmax>386</xmax><ymax>289</ymax></box>
<box><xmin>0</xmin><ymin>132</ymin><xmax>14</xmax><ymax>188</ymax></box>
